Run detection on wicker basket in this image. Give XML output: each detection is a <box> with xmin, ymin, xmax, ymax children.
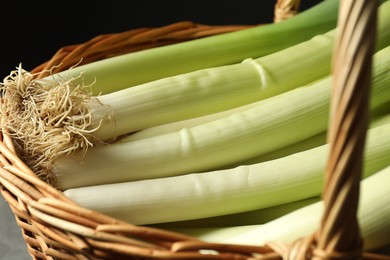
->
<box><xmin>1</xmin><ymin>0</ymin><xmax>389</xmax><ymax>259</ymax></box>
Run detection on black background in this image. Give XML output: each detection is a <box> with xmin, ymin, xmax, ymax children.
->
<box><xmin>0</xmin><ymin>1</ymin><xmax>322</xmax><ymax>80</ymax></box>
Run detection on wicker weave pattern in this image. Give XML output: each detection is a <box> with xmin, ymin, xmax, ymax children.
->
<box><xmin>0</xmin><ymin>135</ymin><xmax>281</xmax><ymax>259</ymax></box>
<box><xmin>1</xmin><ymin>0</ymin><xmax>390</xmax><ymax>259</ymax></box>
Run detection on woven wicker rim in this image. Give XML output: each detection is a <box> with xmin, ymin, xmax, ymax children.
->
<box><xmin>1</xmin><ymin>0</ymin><xmax>389</xmax><ymax>259</ymax></box>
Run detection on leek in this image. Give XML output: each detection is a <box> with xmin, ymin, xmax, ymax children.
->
<box><xmin>50</xmin><ymin>0</ymin><xmax>341</xmax><ymax>95</ymax></box>
<box><xmin>232</xmin><ymin>113</ymin><xmax>390</xmax><ymax>166</ymax></box>
<box><xmin>119</xmin><ymin>82</ymin><xmax>390</xmax><ymax>142</ymax></box>
<box><xmin>149</xmin><ymin>197</ymin><xmax>321</xmax><ymax>228</ymax></box>
<box><xmin>119</xmin><ymin>77</ymin><xmax>331</xmax><ymax>143</ymax></box>
<box><xmin>56</xmin><ymin>44</ymin><xmax>390</xmax><ymax>189</ymax></box>
<box><xmin>201</xmin><ymin>165</ymin><xmax>390</xmax><ymax>251</ymax></box>
<box><xmin>63</xmin><ymin>120</ymin><xmax>390</xmax><ymax>225</ymax></box>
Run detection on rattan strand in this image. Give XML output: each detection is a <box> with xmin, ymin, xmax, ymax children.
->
<box><xmin>274</xmin><ymin>0</ymin><xmax>302</xmax><ymax>23</ymax></box>
<box><xmin>316</xmin><ymin>0</ymin><xmax>378</xmax><ymax>256</ymax></box>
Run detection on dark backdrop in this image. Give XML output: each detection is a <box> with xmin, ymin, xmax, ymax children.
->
<box><xmin>0</xmin><ymin>0</ymin><xmax>322</xmax><ymax>80</ymax></box>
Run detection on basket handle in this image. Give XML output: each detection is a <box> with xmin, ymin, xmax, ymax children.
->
<box><xmin>270</xmin><ymin>1</ymin><xmax>378</xmax><ymax>258</ymax></box>
<box><xmin>316</xmin><ymin>0</ymin><xmax>378</xmax><ymax>256</ymax></box>
<box><xmin>266</xmin><ymin>1</ymin><xmax>378</xmax><ymax>258</ymax></box>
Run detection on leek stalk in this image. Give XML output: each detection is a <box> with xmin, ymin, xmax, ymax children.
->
<box><xmin>63</xmin><ymin>120</ymin><xmax>390</xmax><ymax>225</ymax></box>
<box><xmin>208</xmin><ymin>165</ymin><xmax>390</xmax><ymax>251</ymax></box>
<box><xmin>150</xmin><ymin>197</ymin><xmax>321</xmax><ymax>228</ymax></box>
